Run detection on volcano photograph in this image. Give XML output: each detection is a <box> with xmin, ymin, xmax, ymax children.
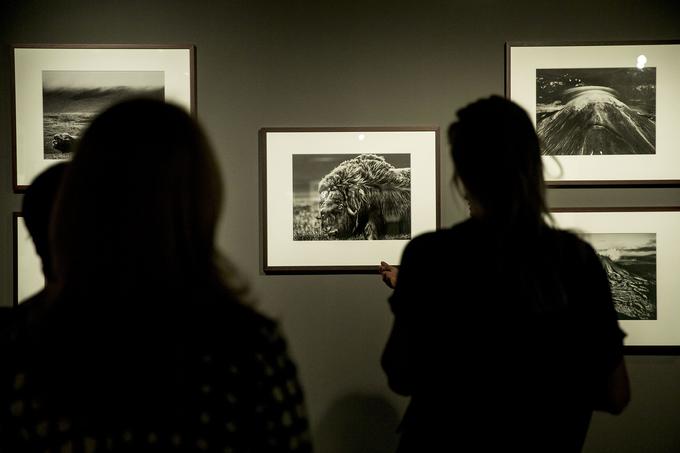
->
<box><xmin>42</xmin><ymin>70</ymin><xmax>165</xmax><ymax>159</ymax></box>
<box><xmin>585</xmin><ymin>233</ymin><xmax>657</xmax><ymax>320</ymax></box>
<box><xmin>536</xmin><ymin>67</ymin><xmax>656</xmax><ymax>156</ymax></box>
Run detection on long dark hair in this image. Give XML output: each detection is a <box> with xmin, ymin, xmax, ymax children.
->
<box><xmin>448</xmin><ymin>95</ymin><xmax>549</xmax><ymax>234</ymax></box>
<box><xmin>52</xmin><ymin>99</ymin><xmax>228</xmax><ymax>304</ymax></box>
<box><xmin>32</xmin><ymin>99</ymin><xmax>243</xmax><ymax>421</ymax></box>
<box><xmin>448</xmin><ymin>96</ymin><xmax>567</xmax><ymax>312</ymax></box>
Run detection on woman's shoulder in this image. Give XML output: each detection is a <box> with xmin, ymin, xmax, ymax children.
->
<box><xmin>398</xmin><ymin>220</ymin><xmax>477</xmax><ymax>268</ymax></box>
<box><xmin>540</xmin><ymin>225</ymin><xmax>602</xmax><ymax>268</ymax></box>
<box><xmin>195</xmin><ymin>296</ymin><xmax>279</xmax><ymax>338</ymax></box>
<box><xmin>406</xmin><ymin>219</ymin><xmax>476</xmax><ymax>248</ymax></box>
<box><xmin>545</xmin><ymin>225</ymin><xmax>595</xmax><ymax>250</ymax></box>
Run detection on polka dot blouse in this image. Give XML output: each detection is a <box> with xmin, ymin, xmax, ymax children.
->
<box><xmin>0</xmin><ymin>308</ymin><xmax>313</xmax><ymax>453</ymax></box>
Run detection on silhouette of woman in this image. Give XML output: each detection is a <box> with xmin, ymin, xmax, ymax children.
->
<box><xmin>1</xmin><ymin>99</ymin><xmax>312</xmax><ymax>452</ymax></box>
<box><xmin>379</xmin><ymin>96</ymin><xmax>629</xmax><ymax>452</ymax></box>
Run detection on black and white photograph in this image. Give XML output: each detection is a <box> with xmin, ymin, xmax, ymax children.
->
<box><xmin>584</xmin><ymin>233</ymin><xmax>657</xmax><ymax>320</ymax></box>
<box><xmin>551</xmin><ymin>207</ymin><xmax>680</xmax><ymax>351</ymax></box>
<box><xmin>507</xmin><ymin>41</ymin><xmax>680</xmax><ymax>185</ymax></box>
<box><xmin>42</xmin><ymin>70</ymin><xmax>165</xmax><ymax>159</ymax></box>
<box><xmin>13</xmin><ymin>213</ymin><xmax>44</xmax><ymax>306</ymax></box>
<box><xmin>261</xmin><ymin>128</ymin><xmax>438</xmax><ymax>273</ymax></box>
<box><xmin>535</xmin><ymin>67</ymin><xmax>656</xmax><ymax>156</ymax></box>
<box><xmin>293</xmin><ymin>154</ymin><xmax>411</xmax><ymax>241</ymax></box>
<box><xmin>12</xmin><ymin>45</ymin><xmax>194</xmax><ymax>191</ymax></box>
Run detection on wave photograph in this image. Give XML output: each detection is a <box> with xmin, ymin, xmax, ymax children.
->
<box><xmin>585</xmin><ymin>232</ymin><xmax>657</xmax><ymax>320</ymax></box>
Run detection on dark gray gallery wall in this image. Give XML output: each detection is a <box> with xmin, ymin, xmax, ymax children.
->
<box><xmin>1</xmin><ymin>1</ymin><xmax>680</xmax><ymax>451</ymax></box>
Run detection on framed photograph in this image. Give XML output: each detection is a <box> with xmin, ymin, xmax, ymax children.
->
<box><xmin>260</xmin><ymin>127</ymin><xmax>440</xmax><ymax>274</ymax></box>
<box><xmin>13</xmin><ymin>213</ymin><xmax>45</xmax><ymax>306</ymax></box>
<box><xmin>506</xmin><ymin>40</ymin><xmax>680</xmax><ymax>186</ymax></box>
<box><xmin>11</xmin><ymin>44</ymin><xmax>196</xmax><ymax>191</ymax></box>
<box><xmin>551</xmin><ymin>207</ymin><xmax>680</xmax><ymax>354</ymax></box>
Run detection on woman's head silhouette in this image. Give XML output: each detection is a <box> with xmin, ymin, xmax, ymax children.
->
<box><xmin>448</xmin><ymin>95</ymin><xmax>548</xmax><ymax>232</ymax></box>
<box><xmin>52</xmin><ymin>98</ymin><xmax>226</xmax><ymax>304</ymax></box>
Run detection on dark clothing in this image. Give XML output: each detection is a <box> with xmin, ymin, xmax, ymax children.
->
<box><xmin>0</xmin><ymin>295</ymin><xmax>312</xmax><ymax>453</ymax></box>
<box><xmin>382</xmin><ymin>218</ymin><xmax>625</xmax><ymax>452</ymax></box>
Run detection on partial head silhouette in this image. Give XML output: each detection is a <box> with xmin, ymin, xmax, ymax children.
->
<box><xmin>52</xmin><ymin>98</ymin><xmax>224</xmax><ymax>303</ymax></box>
<box><xmin>33</xmin><ymin>100</ymin><xmax>264</xmax><ymax>426</ymax></box>
<box><xmin>22</xmin><ymin>162</ymin><xmax>68</xmax><ymax>282</ymax></box>
<box><xmin>448</xmin><ymin>96</ymin><xmax>548</xmax><ymax>230</ymax></box>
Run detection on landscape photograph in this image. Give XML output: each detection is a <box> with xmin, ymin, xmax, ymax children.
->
<box><xmin>42</xmin><ymin>70</ymin><xmax>165</xmax><ymax>159</ymax></box>
<box><xmin>585</xmin><ymin>232</ymin><xmax>657</xmax><ymax>320</ymax></box>
<box><xmin>536</xmin><ymin>67</ymin><xmax>656</xmax><ymax>156</ymax></box>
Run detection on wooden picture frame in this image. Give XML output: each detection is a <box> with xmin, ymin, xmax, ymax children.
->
<box><xmin>551</xmin><ymin>207</ymin><xmax>680</xmax><ymax>354</ymax></box>
<box><xmin>11</xmin><ymin>44</ymin><xmax>196</xmax><ymax>191</ymax></box>
<box><xmin>506</xmin><ymin>40</ymin><xmax>680</xmax><ymax>187</ymax></box>
<box><xmin>260</xmin><ymin>127</ymin><xmax>440</xmax><ymax>274</ymax></box>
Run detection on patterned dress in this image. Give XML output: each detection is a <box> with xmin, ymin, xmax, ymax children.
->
<box><xmin>1</xmin><ymin>298</ymin><xmax>312</xmax><ymax>453</ymax></box>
